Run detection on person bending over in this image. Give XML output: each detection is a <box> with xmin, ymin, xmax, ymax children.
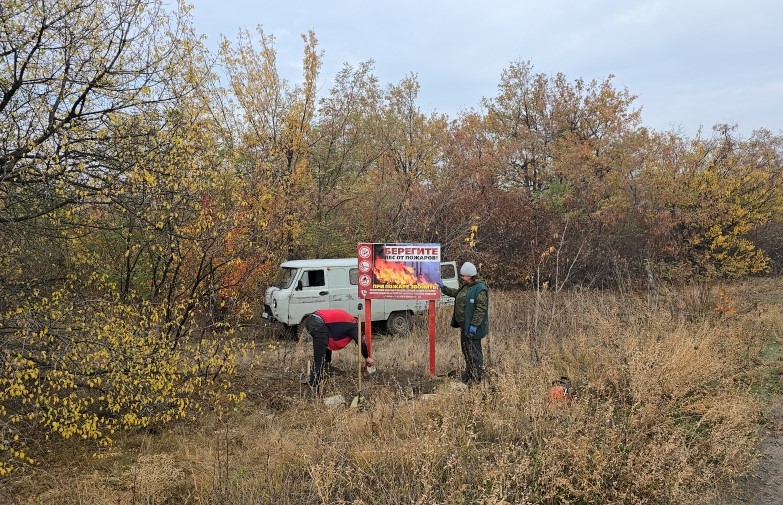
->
<box><xmin>302</xmin><ymin>309</ymin><xmax>375</xmax><ymax>388</ymax></box>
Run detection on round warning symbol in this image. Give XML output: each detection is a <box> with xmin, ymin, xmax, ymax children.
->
<box><xmin>359</xmin><ymin>274</ymin><xmax>371</xmax><ymax>286</ymax></box>
<box><xmin>358</xmin><ymin>245</ymin><xmax>372</xmax><ymax>259</ymax></box>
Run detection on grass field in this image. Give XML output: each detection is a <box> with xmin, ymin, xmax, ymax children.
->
<box><xmin>5</xmin><ymin>278</ymin><xmax>783</xmax><ymax>504</ymax></box>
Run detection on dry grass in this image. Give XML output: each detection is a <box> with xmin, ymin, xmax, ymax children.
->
<box><xmin>4</xmin><ymin>278</ymin><xmax>783</xmax><ymax>504</ymax></box>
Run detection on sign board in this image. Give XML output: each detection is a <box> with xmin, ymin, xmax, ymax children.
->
<box><xmin>357</xmin><ymin>243</ymin><xmax>441</xmax><ymax>300</ymax></box>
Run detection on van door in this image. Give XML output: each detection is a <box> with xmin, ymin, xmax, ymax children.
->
<box><xmin>438</xmin><ymin>261</ymin><xmax>459</xmax><ymax>306</ymax></box>
<box><xmin>289</xmin><ymin>268</ymin><xmax>329</xmax><ymax>324</ymax></box>
<box><xmin>328</xmin><ymin>266</ymin><xmax>361</xmax><ymax>316</ymax></box>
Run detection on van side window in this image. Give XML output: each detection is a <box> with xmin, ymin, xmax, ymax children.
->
<box><xmin>302</xmin><ymin>269</ymin><xmax>325</xmax><ymax>288</ymax></box>
<box><xmin>440</xmin><ymin>263</ymin><xmax>456</xmax><ymax>279</ymax></box>
<box><xmin>349</xmin><ymin>268</ymin><xmax>358</xmax><ymax>285</ymax></box>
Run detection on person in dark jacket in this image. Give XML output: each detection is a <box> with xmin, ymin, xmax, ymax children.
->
<box><xmin>302</xmin><ymin>309</ymin><xmax>375</xmax><ymax>388</ymax></box>
<box><xmin>439</xmin><ymin>261</ymin><xmax>489</xmax><ymax>384</ymax></box>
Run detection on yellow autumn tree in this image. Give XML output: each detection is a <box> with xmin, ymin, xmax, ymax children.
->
<box><xmin>483</xmin><ymin>60</ymin><xmax>648</xmax><ymax>286</ymax></box>
<box><xmin>0</xmin><ymin>0</ymin><xmax>253</xmax><ymax>475</ymax></box>
<box><xmin>345</xmin><ymin>74</ymin><xmax>449</xmax><ymax>242</ymax></box>
<box><xmin>668</xmin><ymin>125</ymin><xmax>783</xmax><ymax>278</ymax></box>
<box><xmin>304</xmin><ymin>60</ymin><xmax>386</xmax><ymax>257</ymax></box>
<box><xmin>219</xmin><ymin>26</ymin><xmax>321</xmax><ymax>260</ymax></box>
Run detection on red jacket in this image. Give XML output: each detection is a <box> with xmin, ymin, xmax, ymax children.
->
<box><xmin>313</xmin><ymin>309</ymin><xmax>367</xmax><ymax>357</ymax></box>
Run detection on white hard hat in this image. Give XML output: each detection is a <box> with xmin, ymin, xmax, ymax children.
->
<box><xmin>460</xmin><ymin>262</ymin><xmax>477</xmax><ymax>276</ymax></box>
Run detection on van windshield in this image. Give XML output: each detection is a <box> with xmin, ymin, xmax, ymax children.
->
<box><xmin>276</xmin><ymin>268</ymin><xmax>297</xmax><ymax>289</ymax></box>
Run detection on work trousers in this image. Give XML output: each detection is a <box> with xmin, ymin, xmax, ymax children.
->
<box><xmin>460</xmin><ymin>335</ymin><xmax>484</xmax><ymax>383</ymax></box>
<box><xmin>304</xmin><ymin>314</ymin><xmax>331</xmax><ymax>386</ymax></box>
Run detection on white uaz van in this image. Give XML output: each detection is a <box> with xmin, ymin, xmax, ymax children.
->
<box><xmin>262</xmin><ymin>258</ymin><xmax>459</xmax><ymax>334</ymax></box>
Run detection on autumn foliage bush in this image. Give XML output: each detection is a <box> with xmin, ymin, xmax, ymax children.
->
<box><xmin>0</xmin><ymin>274</ymin><xmax>250</xmax><ymax>476</ymax></box>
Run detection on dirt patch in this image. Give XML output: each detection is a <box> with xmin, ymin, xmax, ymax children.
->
<box><xmin>233</xmin><ymin>354</ymin><xmax>447</xmax><ymax>413</ymax></box>
<box><xmin>717</xmin><ymin>399</ymin><xmax>783</xmax><ymax>504</ymax></box>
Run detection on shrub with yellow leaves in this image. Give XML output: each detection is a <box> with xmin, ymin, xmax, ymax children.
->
<box><xmin>0</xmin><ymin>274</ymin><xmax>251</xmax><ymax>474</ymax></box>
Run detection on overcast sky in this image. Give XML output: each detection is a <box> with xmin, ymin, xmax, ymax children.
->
<box><xmin>188</xmin><ymin>0</ymin><xmax>783</xmax><ymax>138</ymax></box>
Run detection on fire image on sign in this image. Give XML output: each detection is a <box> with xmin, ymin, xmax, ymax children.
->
<box><xmin>357</xmin><ymin>243</ymin><xmax>441</xmax><ymax>300</ymax></box>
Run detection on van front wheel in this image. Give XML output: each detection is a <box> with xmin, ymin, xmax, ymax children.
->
<box><xmin>387</xmin><ymin>311</ymin><xmax>413</xmax><ymax>335</ymax></box>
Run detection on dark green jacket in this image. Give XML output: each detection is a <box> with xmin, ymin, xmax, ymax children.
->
<box><xmin>442</xmin><ymin>279</ymin><xmax>489</xmax><ymax>339</ymax></box>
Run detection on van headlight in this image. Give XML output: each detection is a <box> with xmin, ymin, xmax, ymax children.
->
<box><xmin>273</xmin><ymin>299</ymin><xmax>277</xmax><ymax>308</ymax></box>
